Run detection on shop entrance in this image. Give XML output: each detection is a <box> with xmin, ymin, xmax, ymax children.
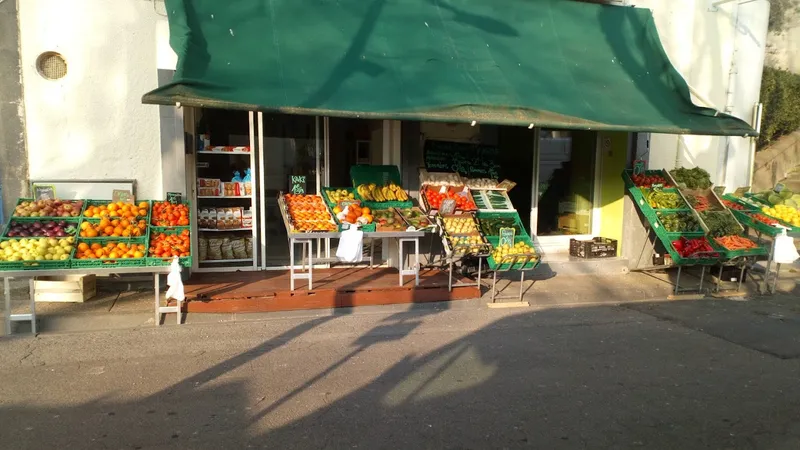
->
<box><xmin>532</xmin><ymin>129</ymin><xmax>600</xmax><ymax>252</ymax></box>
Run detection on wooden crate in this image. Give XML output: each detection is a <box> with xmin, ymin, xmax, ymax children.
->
<box><xmin>34</xmin><ymin>275</ymin><xmax>97</xmax><ymax>303</ymax></box>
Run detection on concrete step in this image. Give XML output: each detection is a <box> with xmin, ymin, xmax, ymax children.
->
<box><xmin>531</xmin><ymin>253</ymin><xmax>629</xmax><ymax>278</ymax></box>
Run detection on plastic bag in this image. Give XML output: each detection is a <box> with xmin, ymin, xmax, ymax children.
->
<box><xmin>221</xmin><ymin>238</ymin><xmax>234</xmax><ymax>260</ymax></box>
<box><xmin>165</xmin><ymin>257</ymin><xmax>185</xmax><ymax>302</ymax></box>
<box><xmin>336</xmin><ymin>226</ymin><xmax>363</xmax><ymax>263</ymax></box>
<box><xmin>231</xmin><ymin>238</ymin><xmax>248</xmax><ymax>259</ymax></box>
<box><xmin>198</xmin><ymin>237</ymin><xmax>209</xmax><ymax>261</ymax></box>
<box><xmin>207</xmin><ymin>238</ymin><xmax>224</xmax><ymax>260</ymax></box>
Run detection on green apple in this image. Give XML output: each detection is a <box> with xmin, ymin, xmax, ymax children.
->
<box><xmin>44</xmin><ymin>254</ymin><xmax>53</xmax><ymax>260</ymax></box>
<box><xmin>66</xmin><ymin>236</ymin><xmax>75</xmax><ymax>244</ymax></box>
<box><xmin>0</xmin><ymin>241</ymin><xmax>8</xmax><ymax>249</ymax></box>
<box><xmin>59</xmin><ymin>254</ymin><xmax>69</xmax><ymax>261</ymax></box>
<box><xmin>48</xmin><ymin>238</ymin><xmax>58</xmax><ymax>247</ymax></box>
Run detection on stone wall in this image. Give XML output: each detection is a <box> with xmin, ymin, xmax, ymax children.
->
<box><xmin>752</xmin><ymin>131</ymin><xmax>800</xmax><ymax>191</ymax></box>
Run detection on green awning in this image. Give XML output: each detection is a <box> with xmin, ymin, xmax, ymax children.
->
<box><xmin>143</xmin><ymin>0</ymin><xmax>757</xmax><ymax>137</ymax></box>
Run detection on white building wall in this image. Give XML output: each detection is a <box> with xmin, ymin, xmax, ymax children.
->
<box><xmin>17</xmin><ymin>0</ymin><xmax>769</xmax><ymax>198</ymax></box>
<box><xmin>18</xmin><ymin>0</ymin><xmax>174</xmax><ymax>200</ymax></box>
<box><xmin>635</xmin><ymin>0</ymin><xmax>769</xmax><ymax>190</ymax></box>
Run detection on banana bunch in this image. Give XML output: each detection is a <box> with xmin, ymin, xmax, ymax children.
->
<box><xmin>356</xmin><ymin>182</ymin><xmax>409</xmax><ymax>202</ymax></box>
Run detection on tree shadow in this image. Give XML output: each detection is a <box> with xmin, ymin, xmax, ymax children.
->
<box><xmin>3</xmin><ymin>298</ymin><xmax>800</xmax><ymax>448</ymax></box>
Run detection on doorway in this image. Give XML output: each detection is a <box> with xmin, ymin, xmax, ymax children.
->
<box><xmin>532</xmin><ymin>129</ymin><xmax>600</xmax><ymax>252</ymax></box>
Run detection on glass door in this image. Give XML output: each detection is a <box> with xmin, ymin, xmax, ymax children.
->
<box><xmin>533</xmin><ymin>129</ymin><xmax>599</xmax><ymax>251</ymax></box>
<box><xmin>260</xmin><ymin>114</ymin><xmax>320</xmax><ymax>268</ymax></box>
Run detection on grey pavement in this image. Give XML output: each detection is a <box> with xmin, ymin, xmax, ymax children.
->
<box><xmin>2</xmin><ymin>296</ymin><xmax>800</xmax><ymax>449</ymax></box>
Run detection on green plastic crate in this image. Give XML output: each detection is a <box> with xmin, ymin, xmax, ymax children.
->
<box><xmin>486</xmin><ymin>235</ymin><xmax>540</xmax><ymax>271</ymax></box>
<box><xmin>321</xmin><ymin>187</ymin><xmax>363</xmax><ymax>208</ymax></box>
<box><xmin>475</xmin><ymin>211</ymin><xmax>529</xmax><ymax>238</ymax></box>
<box><xmin>71</xmin><ymin>237</ymin><xmax>148</xmax><ymax>268</ymax></box>
<box><xmin>350</xmin><ymin>165</ymin><xmax>402</xmax><ymax>187</ymax></box>
<box><xmin>149</xmin><ymin>199</ymin><xmax>192</xmax><ymax>228</ymax></box>
<box><xmin>729</xmin><ymin>210</ymin><xmax>783</xmax><ymax>237</ymax></box>
<box><xmin>709</xmin><ymin>236</ymin><xmax>768</xmax><ymax>259</ymax></box>
<box><xmin>146</xmin><ymin>228</ymin><xmax>192</xmax><ymax>268</ymax></box>
<box><xmin>2</xmin><ymin>217</ymin><xmax>81</xmax><ymax>239</ymax></box>
<box><xmin>79</xmin><ymin>217</ymin><xmax>150</xmax><ymax>241</ymax></box>
<box><xmin>12</xmin><ymin>198</ymin><xmax>87</xmax><ymax>220</ymax></box>
<box><xmin>664</xmin><ymin>236</ymin><xmax>722</xmax><ymax>266</ymax></box>
<box><xmin>84</xmin><ymin>199</ymin><xmax>151</xmax><ymax>223</ymax></box>
<box><xmin>621</xmin><ymin>169</ymin><xmax>673</xmax><ymax>190</ymax></box>
<box><xmin>0</xmin><ymin>237</ymin><xmax>76</xmax><ymax>271</ymax></box>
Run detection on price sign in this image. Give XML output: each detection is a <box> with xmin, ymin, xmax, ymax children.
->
<box><xmin>633</xmin><ymin>160</ymin><xmax>646</xmax><ymax>176</ymax></box>
<box><xmin>338</xmin><ymin>199</ymin><xmax>361</xmax><ymax>210</ymax></box>
<box><xmin>496</xmin><ymin>179</ymin><xmax>517</xmax><ymax>192</ymax></box>
<box><xmin>33</xmin><ymin>184</ymin><xmax>56</xmax><ymax>200</ymax></box>
<box><xmin>289</xmin><ymin>175</ymin><xmax>307</xmax><ymax>195</ymax></box>
<box><xmin>733</xmin><ymin>186</ymin><xmax>751</xmax><ymax>197</ymax></box>
<box><xmin>774</xmin><ymin>183</ymin><xmax>786</xmax><ymax>193</ymax></box>
<box><xmin>112</xmin><ymin>189</ymin><xmax>134</xmax><ymax>204</ymax></box>
<box><xmin>499</xmin><ymin>227</ymin><xmax>515</xmax><ymax>247</ymax></box>
<box><xmin>713</xmin><ymin>186</ymin><xmax>726</xmax><ymax>196</ymax></box>
<box><xmin>439</xmin><ymin>198</ymin><xmax>457</xmax><ymax>215</ymax></box>
<box><xmin>167</xmin><ymin>192</ymin><xmax>182</xmax><ymax>204</ymax></box>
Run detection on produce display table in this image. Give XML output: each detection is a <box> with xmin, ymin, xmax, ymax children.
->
<box><xmin>278</xmin><ymin>199</ymin><xmax>426</xmax><ymax>290</ymax></box>
<box><xmin>623</xmin><ymin>169</ymin><xmax>769</xmax><ymax>295</ymax></box>
<box><xmin>3</xmin><ymin>266</ymin><xmax>173</xmax><ymax>335</ymax></box>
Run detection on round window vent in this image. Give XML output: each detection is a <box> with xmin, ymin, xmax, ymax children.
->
<box><xmin>36</xmin><ymin>52</ymin><xmax>67</xmax><ymax>80</ymax></box>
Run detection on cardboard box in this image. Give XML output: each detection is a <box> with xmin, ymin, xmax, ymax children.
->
<box><xmin>34</xmin><ymin>275</ymin><xmax>96</xmax><ymax>303</ymax></box>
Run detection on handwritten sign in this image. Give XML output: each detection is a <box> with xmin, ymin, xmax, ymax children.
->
<box><xmin>289</xmin><ymin>175</ymin><xmax>307</xmax><ymax>195</ymax></box>
<box><xmin>496</xmin><ymin>179</ymin><xmax>517</xmax><ymax>192</ymax></box>
<box><xmin>499</xmin><ymin>227</ymin><xmax>516</xmax><ymax>248</ymax></box>
<box><xmin>733</xmin><ymin>186</ymin><xmax>751</xmax><ymax>197</ymax></box>
<box><xmin>439</xmin><ymin>198</ymin><xmax>457</xmax><ymax>215</ymax></box>
<box><xmin>112</xmin><ymin>189</ymin><xmax>134</xmax><ymax>204</ymax></box>
<box><xmin>423</xmin><ymin>140</ymin><xmax>500</xmax><ymax>179</ymax></box>
<box><xmin>167</xmin><ymin>192</ymin><xmax>182</xmax><ymax>204</ymax></box>
<box><xmin>33</xmin><ymin>185</ymin><xmax>56</xmax><ymax>200</ymax></box>
<box><xmin>338</xmin><ymin>199</ymin><xmax>361</xmax><ymax>210</ymax></box>
<box><xmin>713</xmin><ymin>186</ymin><xmax>726</xmax><ymax>197</ymax></box>
<box><xmin>633</xmin><ymin>160</ymin><xmax>646</xmax><ymax>176</ymax></box>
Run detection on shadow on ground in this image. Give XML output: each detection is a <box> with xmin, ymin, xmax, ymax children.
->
<box><xmin>3</xmin><ymin>296</ymin><xmax>800</xmax><ymax>449</ymax></box>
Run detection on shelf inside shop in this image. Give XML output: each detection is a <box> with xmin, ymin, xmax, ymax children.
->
<box><xmin>197</xmin><ymin>195</ymin><xmax>253</xmax><ymax>199</ymax></box>
<box><xmin>199</xmin><ymin>258</ymin><xmax>253</xmax><ymax>264</ymax></box>
<box><xmin>197</xmin><ymin>150</ymin><xmax>251</xmax><ymax>155</ymax></box>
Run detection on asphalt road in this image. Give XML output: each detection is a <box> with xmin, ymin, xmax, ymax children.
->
<box><xmin>2</xmin><ymin>299</ymin><xmax>800</xmax><ymax>449</ymax></box>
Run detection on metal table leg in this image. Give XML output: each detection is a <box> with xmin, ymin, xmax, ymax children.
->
<box><xmin>4</xmin><ymin>277</ymin><xmax>11</xmax><ymax>335</ymax></box>
<box><xmin>771</xmin><ymin>263</ymin><xmax>781</xmax><ymax>294</ymax></box>
<box><xmin>28</xmin><ymin>279</ymin><xmax>36</xmax><ymax>335</ymax></box>
<box><xmin>698</xmin><ymin>266</ymin><xmax>706</xmax><ymax>294</ymax></box>
<box><xmin>674</xmin><ymin>266</ymin><xmax>682</xmax><ymax>295</ymax></box>
<box><xmin>154</xmin><ymin>273</ymin><xmax>160</xmax><ymax>326</ymax></box>
<box><xmin>398</xmin><ymin>238</ymin><xmax>420</xmax><ymax>287</ymax></box>
<box><xmin>289</xmin><ymin>239</ymin><xmax>295</xmax><ymax>291</ymax></box>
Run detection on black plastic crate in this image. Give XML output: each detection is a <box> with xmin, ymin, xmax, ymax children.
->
<box><xmin>569</xmin><ymin>237</ymin><xmax>618</xmax><ymax>259</ymax></box>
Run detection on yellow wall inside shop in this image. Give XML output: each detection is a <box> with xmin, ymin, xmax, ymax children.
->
<box><xmin>597</xmin><ymin>132</ymin><xmax>628</xmax><ymax>255</ymax></box>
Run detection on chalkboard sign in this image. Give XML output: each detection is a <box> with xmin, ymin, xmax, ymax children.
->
<box><xmin>112</xmin><ymin>189</ymin><xmax>134</xmax><ymax>204</ymax></box>
<box><xmin>33</xmin><ymin>185</ymin><xmax>56</xmax><ymax>200</ymax></box>
<box><xmin>496</xmin><ymin>179</ymin><xmax>516</xmax><ymax>192</ymax></box>
<box><xmin>633</xmin><ymin>160</ymin><xmax>646</xmax><ymax>176</ymax></box>
<box><xmin>439</xmin><ymin>198</ymin><xmax>457</xmax><ymax>215</ymax></box>
<box><xmin>167</xmin><ymin>192</ymin><xmax>182</xmax><ymax>204</ymax></box>
<box><xmin>289</xmin><ymin>175</ymin><xmax>307</xmax><ymax>195</ymax></box>
<box><xmin>423</xmin><ymin>140</ymin><xmax>500</xmax><ymax>179</ymax></box>
<box><xmin>499</xmin><ymin>227</ymin><xmax>515</xmax><ymax>247</ymax></box>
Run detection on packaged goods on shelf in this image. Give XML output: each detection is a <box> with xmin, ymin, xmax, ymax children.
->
<box><xmin>221</xmin><ymin>182</ymin><xmax>247</xmax><ymax>197</ymax></box>
<box><xmin>463</xmin><ymin>178</ymin><xmax>498</xmax><ymax>189</ymax></box>
<box><xmin>198</xmin><ymin>178</ymin><xmax>221</xmax><ymax>196</ymax></box>
<box><xmin>418</xmin><ymin>169</ymin><xmax>463</xmax><ymax>187</ymax></box>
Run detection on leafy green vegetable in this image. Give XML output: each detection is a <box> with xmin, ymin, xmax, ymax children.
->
<box><xmin>657</xmin><ymin>211</ymin><xmax>700</xmax><ymax>233</ymax></box>
<box><xmin>670</xmin><ymin>167</ymin><xmax>712</xmax><ymax>189</ymax></box>
<box><xmin>701</xmin><ymin>211</ymin><xmax>741</xmax><ymax>237</ymax></box>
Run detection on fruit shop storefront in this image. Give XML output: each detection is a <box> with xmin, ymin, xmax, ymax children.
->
<box><xmin>136</xmin><ymin>0</ymin><xmax>758</xmax><ymax>311</ymax></box>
